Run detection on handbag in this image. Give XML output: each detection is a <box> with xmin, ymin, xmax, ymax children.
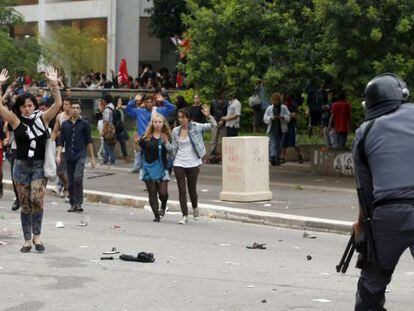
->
<box><xmin>141</xmin><ymin>139</ymin><xmax>165</xmax><ymax>181</ymax></box>
<box><xmin>248</xmin><ymin>94</ymin><xmax>261</xmax><ymax>107</ymax></box>
<box><xmin>102</xmin><ymin>122</ymin><xmax>116</xmax><ymax>142</ymax></box>
<box><xmin>44</xmin><ymin>137</ymin><xmax>57</xmax><ymax>181</ymax></box>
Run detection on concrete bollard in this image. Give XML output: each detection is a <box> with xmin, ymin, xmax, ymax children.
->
<box><xmin>219</xmin><ymin>136</ymin><xmax>272</xmax><ymax>202</ymax></box>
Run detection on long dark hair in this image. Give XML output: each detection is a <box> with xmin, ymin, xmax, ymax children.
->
<box><xmin>13</xmin><ymin>93</ymin><xmax>39</xmax><ymax>116</ymax></box>
<box><xmin>177</xmin><ymin>107</ymin><xmax>192</xmax><ymax>120</ymax></box>
<box><xmin>175</xmin><ymin>96</ymin><xmax>187</xmax><ymax>110</ymax></box>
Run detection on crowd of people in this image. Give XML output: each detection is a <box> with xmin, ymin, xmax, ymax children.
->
<box><xmin>0</xmin><ymin>65</ymin><xmax>354</xmax><ymax>253</ymax></box>
<box><xmin>0</xmin><ymin>67</ymin><xmax>219</xmax><ymax>254</ymax></box>
<box><xmin>78</xmin><ymin>65</ymin><xmax>182</xmax><ymax>90</ymax></box>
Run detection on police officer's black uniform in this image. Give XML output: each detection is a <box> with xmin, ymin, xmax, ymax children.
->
<box><xmin>354</xmin><ymin>73</ymin><xmax>414</xmax><ymax>310</ymax></box>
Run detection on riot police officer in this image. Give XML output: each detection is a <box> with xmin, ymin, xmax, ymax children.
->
<box><xmin>353</xmin><ymin>73</ymin><xmax>414</xmax><ymax>310</ymax></box>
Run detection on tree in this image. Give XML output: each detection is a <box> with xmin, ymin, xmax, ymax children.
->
<box><xmin>312</xmin><ymin>0</ymin><xmax>414</xmax><ymax>96</ymax></box>
<box><xmin>146</xmin><ymin>0</ymin><xmax>211</xmax><ymax>39</ymax></box>
<box><xmin>43</xmin><ymin>26</ymin><xmax>106</xmax><ymax>84</ymax></box>
<box><xmin>0</xmin><ymin>0</ymin><xmax>22</xmax><ymax>27</ymax></box>
<box><xmin>146</xmin><ymin>0</ymin><xmax>187</xmax><ymax>38</ymax></box>
<box><xmin>183</xmin><ymin>0</ymin><xmax>315</xmax><ymax>99</ymax></box>
<box><xmin>0</xmin><ymin>0</ymin><xmax>41</xmax><ymax>77</ymax></box>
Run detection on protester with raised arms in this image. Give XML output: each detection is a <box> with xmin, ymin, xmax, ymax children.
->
<box><xmin>139</xmin><ymin>114</ymin><xmax>172</xmax><ymax>222</ymax></box>
<box><xmin>0</xmin><ymin>67</ymin><xmax>62</xmax><ymax>253</ymax></box>
<box><xmin>171</xmin><ymin>106</ymin><xmax>216</xmax><ymax>225</ymax></box>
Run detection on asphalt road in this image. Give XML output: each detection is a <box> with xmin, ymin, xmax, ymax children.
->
<box><xmin>1</xmin><ymin>161</ymin><xmax>359</xmax><ymax>222</ymax></box>
<box><xmin>0</xmin><ymin>192</ymin><xmax>413</xmax><ymax>311</ymax></box>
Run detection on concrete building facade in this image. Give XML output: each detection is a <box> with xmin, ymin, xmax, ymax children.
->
<box><xmin>13</xmin><ymin>0</ymin><xmax>174</xmax><ymax>78</ymax></box>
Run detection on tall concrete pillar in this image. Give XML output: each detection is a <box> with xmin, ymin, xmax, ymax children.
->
<box><xmin>115</xmin><ymin>0</ymin><xmax>140</xmax><ymax>77</ymax></box>
<box><xmin>107</xmin><ymin>0</ymin><xmax>117</xmax><ymax>77</ymax></box>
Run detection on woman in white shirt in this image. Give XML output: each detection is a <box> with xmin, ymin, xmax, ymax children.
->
<box><xmin>171</xmin><ymin>107</ymin><xmax>216</xmax><ymax>224</ymax></box>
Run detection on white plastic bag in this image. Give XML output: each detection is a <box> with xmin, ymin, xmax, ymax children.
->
<box><xmin>248</xmin><ymin>94</ymin><xmax>261</xmax><ymax>107</ymax></box>
<box><xmin>44</xmin><ymin>138</ymin><xmax>57</xmax><ymax>181</ymax></box>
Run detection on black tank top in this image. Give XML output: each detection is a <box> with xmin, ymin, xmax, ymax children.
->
<box><xmin>14</xmin><ymin>118</ymin><xmax>47</xmax><ymax>160</ymax></box>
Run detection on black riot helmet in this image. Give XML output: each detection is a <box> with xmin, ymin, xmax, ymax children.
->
<box><xmin>363</xmin><ymin>73</ymin><xmax>410</xmax><ymax>120</ymax></box>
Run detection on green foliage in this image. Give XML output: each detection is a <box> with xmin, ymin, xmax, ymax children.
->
<box><xmin>146</xmin><ymin>0</ymin><xmax>187</xmax><ymax>38</ymax></box>
<box><xmin>0</xmin><ymin>1</ymin><xmax>41</xmax><ymax>77</ymax></box>
<box><xmin>182</xmin><ymin>0</ymin><xmax>414</xmax><ymax>130</ymax></box>
<box><xmin>312</xmin><ymin>0</ymin><xmax>414</xmax><ymax>95</ymax></box>
<box><xmin>183</xmin><ymin>0</ymin><xmax>316</xmax><ymax>100</ymax></box>
<box><xmin>171</xmin><ymin>88</ymin><xmax>208</xmax><ymax>105</ymax></box>
<box><xmin>0</xmin><ymin>0</ymin><xmax>22</xmax><ymax>27</ymax></box>
<box><xmin>146</xmin><ymin>0</ymin><xmax>211</xmax><ymax>38</ymax></box>
<box><xmin>43</xmin><ymin>26</ymin><xmax>106</xmax><ymax>83</ymax></box>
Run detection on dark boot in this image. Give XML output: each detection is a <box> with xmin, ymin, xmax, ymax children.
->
<box><xmin>67</xmin><ymin>205</ymin><xmax>77</xmax><ymax>212</ymax></box>
<box><xmin>11</xmin><ymin>199</ymin><xmax>20</xmax><ymax>211</ymax></box>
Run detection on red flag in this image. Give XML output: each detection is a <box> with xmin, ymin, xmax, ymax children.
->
<box><xmin>118</xmin><ymin>58</ymin><xmax>130</xmax><ymax>87</ymax></box>
<box><xmin>176</xmin><ymin>70</ymin><xmax>183</xmax><ymax>88</ymax></box>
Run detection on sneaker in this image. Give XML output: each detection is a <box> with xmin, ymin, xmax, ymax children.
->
<box><xmin>52</xmin><ymin>186</ymin><xmax>61</xmax><ymax>195</ymax></box>
<box><xmin>65</xmin><ymin>196</ymin><xmax>70</xmax><ymax>203</ymax></box>
<box><xmin>193</xmin><ymin>208</ymin><xmax>200</xmax><ymax>220</ymax></box>
<box><xmin>59</xmin><ymin>189</ymin><xmax>66</xmax><ymax>198</ymax></box>
<box><xmin>178</xmin><ymin>216</ymin><xmax>188</xmax><ymax>225</ymax></box>
<box><xmin>76</xmin><ymin>205</ymin><xmax>84</xmax><ymax>212</ymax></box>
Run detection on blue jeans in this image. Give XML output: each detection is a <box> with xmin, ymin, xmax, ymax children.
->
<box><xmin>336</xmin><ymin>132</ymin><xmax>348</xmax><ymax>148</ymax></box>
<box><xmin>103</xmin><ymin>141</ymin><xmax>116</xmax><ymax>164</ymax></box>
<box><xmin>269</xmin><ymin>133</ymin><xmax>285</xmax><ymax>162</ymax></box>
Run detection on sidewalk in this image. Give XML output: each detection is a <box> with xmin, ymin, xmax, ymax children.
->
<box><xmin>1</xmin><ymin>161</ymin><xmax>357</xmax><ymax>233</ymax></box>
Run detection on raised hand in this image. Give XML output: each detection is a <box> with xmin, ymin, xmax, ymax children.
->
<box><xmin>45</xmin><ymin>67</ymin><xmax>59</xmax><ymax>87</ymax></box>
<box><xmin>155</xmin><ymin>94</ymin><xmax>163</xmax><ymax>102</ymax></box>
<box><xmin>0</xmin><ymin>69</ymin><xmax>9</xmax><ymax>85</ymax></box>
<box><xmin>201</xmin><ymin>104</ymin><xmax>210</xmax><ymax>117</ymax></box>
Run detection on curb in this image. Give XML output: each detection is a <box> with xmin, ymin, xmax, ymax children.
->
<box><xmin>3</xmin><ymin>180</ymin><xmax>352</xmax><ymax>234</ymax></box>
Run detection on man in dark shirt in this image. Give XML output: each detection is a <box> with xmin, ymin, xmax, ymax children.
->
<box><xmin>190</xmin><ymin>94</ymin><xmax>207</xmax><ymax>123</ymax></box>
<box><xmin>57</xmin><ymin>101</ymin><xmax>96</xmax><ymax>212</ymax></box>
